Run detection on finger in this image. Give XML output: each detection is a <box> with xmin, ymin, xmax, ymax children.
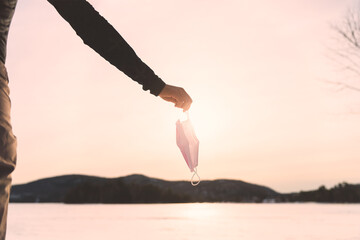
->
<box><xmin>175</xmin><ymin>99</ymin><xmax>185</xmax><ymax>109</ymax></box>
<box><xmin>161</xmin><ymin>96</ymin><xmax>177</xmax><ymax>104</ymax></box>
<box><xmin>173</xmin><ymin>88</ymin><xmax>184</xmax><ymax>102</ymax></box>
<box><xmin>171</xmin><ymin>89</ymin><xmax>184</xmax><ymax>108</ymax></box>
<box><xmin>183</xmin><ymin>100</ymin><xmax>192</xmax><ymax>111</ymax></box>
<box><xmin>179</xmin><ymin>89</ymin><xmax>192</xmax><ymax>111</ymax></box>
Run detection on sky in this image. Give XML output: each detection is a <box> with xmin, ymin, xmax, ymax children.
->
<box><xmin>6</xmin><ymin>0</ymin><xmax>360</xmax><ymax>192</ymax></box>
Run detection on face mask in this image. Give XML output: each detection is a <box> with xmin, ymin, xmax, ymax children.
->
<box><xmin>176</xmin><ymin>111</ymin><xmax>200</xmax><ymax>186</ymax></box>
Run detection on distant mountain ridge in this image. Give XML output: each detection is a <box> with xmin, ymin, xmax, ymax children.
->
<box><xmin>10</xmin><ymin>174</ymin><xmax>279</xmax><ymax>203</ymax></box>
<box><xmin>10</xmin><ymin>174</ymin><xmax>360</xmax><ymax>203</ymax></box>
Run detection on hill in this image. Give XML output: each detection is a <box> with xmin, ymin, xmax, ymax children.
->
<box><xmin>10</xmin><ymin>174</ymin><xmax>279</xmax><ymax>203</ymax></box>
<box><xmin>11</xmin><ymin>175</ymin><xmax>360</xmax><ymax>203</ymax></box>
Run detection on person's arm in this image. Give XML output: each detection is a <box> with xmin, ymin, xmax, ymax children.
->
<box><xmin>48</xmin><ymin>0</ymin><xmax>192</xmax><ymax>110</ymax></box>
<box><xmin>48</xmin><ymin>0</ymin><xmax>165</xmax><ymax>95</ymax></box>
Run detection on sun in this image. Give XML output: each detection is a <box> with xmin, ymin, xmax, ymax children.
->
<box><xmin>185</xmin><ymin>102</ymin><xmax>223</xmax><ymax>144</ymax></box>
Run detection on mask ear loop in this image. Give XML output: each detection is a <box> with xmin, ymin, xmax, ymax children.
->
<box><xmin>191</xmin><ymin>168</ymin><xmax>201</xmax><ymax>186</ymax></box>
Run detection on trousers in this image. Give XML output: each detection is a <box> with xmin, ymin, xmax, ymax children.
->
<box><xmin>0</xmin><ymin>61</ymin><xmax>17</xmax><ymax>240</ymax></box>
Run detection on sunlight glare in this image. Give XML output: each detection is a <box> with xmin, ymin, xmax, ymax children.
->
<box><xmin>180</xmin><ymin>203</ymin><xmax>220</xmax><ymax>220</ymax></box>
<box><xmin>186</xmin><ymin>103</ymin><xmax>223</xmax><ymax>143</ymax></box>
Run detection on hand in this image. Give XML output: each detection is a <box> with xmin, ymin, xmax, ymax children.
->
<box><xmin>159</xmin><ymin>84</ymin><xmax>192</xmax><ymax>111</ymax></box>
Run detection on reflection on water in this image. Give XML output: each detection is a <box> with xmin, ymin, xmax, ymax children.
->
<box><xmin>7</xmin><ymin>203</ymin><xmax>360</xmax><ymax>240</ymax></box>
<box><xmin>180</xmin><ymin>203</ymin><xmax>220</xmax><ymax>219</ymax></box>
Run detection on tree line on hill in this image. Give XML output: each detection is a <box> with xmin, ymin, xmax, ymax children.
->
<box><xmin>9</xmin><ymin>174</ymin><xmax>360</xmax><ymax>204</ymax></box>
<box><xmin>280</xmin><ymin>182</ymin><xmax>360</xmax><ymax>203</ymax></box>
<box><xmin>63</xmin><ymin>179</ymin><xmax>191</xmax><ymax>203</ymax></box>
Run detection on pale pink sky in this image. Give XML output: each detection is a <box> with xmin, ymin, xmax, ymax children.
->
<box><xmin>6</xmin><ymin>0</ymin><xmax>360</xmax><ymax>192</ymax></box>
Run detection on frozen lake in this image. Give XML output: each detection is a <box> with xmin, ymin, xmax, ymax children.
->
<box><xmin>6</xmin><ymin>203</ymin><xmax>360</xmax><ymax>240</ymax></box>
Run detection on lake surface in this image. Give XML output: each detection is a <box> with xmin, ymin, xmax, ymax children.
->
<box><xmin>6</xmin><ymin>203</ymin><xmax>360</xmax><ymax>240</ymax></box>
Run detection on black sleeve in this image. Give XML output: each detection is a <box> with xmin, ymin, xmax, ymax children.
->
<box><xmin>47</xmin><ymin>0</ymin><xmax>165</xmax><ymax>96</ymax></box>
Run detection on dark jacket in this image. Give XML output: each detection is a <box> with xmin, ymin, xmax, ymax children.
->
<box><xmin>0</xmin><ymin>0</ymin><xmax>165</xmax><ymax>95</ymax></box>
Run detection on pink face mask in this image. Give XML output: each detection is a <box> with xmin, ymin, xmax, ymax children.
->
<box><xmin>176</xmin><ymin>112</ymin><xmax>200</xmax><ymax>186</ymax></box>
